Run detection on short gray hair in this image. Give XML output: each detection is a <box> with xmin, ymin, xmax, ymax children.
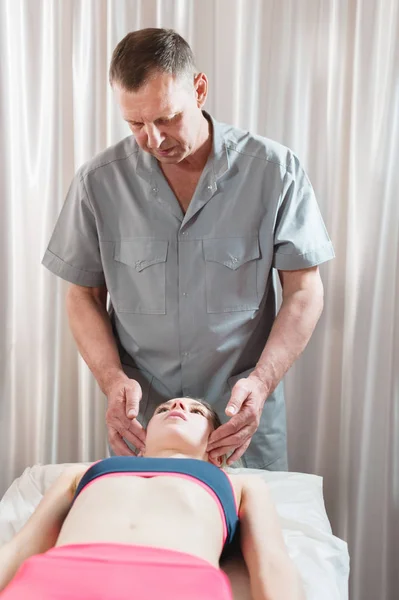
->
<box><xmin>109</xmin><ymin>28</ymin><xmax>197</xmax><ymax>90</ymax></box>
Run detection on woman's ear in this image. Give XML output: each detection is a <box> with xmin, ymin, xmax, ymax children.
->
<box><xmin>208</xmin><ymin>453</ymin><xmax>223</xmax><ymax>468</ymax></box>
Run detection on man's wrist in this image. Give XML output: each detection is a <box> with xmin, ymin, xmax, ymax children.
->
<box><xmin>248</xmin><ymin>369</ymin><xmax>271</xmax><ymax>397</ymax></box>
<box><xmin>99</xmin><ymin>367</ymin><xmax>127</xmax><ymax>396</ymax></box>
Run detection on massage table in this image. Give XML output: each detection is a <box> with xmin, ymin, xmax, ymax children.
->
<box><xmin>0</xmin><ymin>464</ymin><xmax>349</xmax><ymax>599</ymax></box>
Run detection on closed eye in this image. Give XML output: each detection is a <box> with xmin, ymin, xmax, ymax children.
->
<box><xmin>155</xmin><ymin>113</ymin><xmax>181</xmax><ymax>126</ymax></box>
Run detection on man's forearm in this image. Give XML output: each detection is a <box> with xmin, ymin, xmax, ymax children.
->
<box><xmin>66</xmin><ymin>285</ymin><xmax>125</xmax><ymax>394</ymax></box>
<box><xmin>251</xmin><ymin>288</ymin><xmax>324</xmax><ymax>394</ymax></box>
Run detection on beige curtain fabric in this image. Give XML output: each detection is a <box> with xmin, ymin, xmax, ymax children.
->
<box><xmin>0</xmin><ymin>1</ymin><xmax>398</xmax><ymax>599</ymax></box>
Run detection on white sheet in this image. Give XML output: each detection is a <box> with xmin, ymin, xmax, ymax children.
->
<box><xmin>0</xmin><ymin>465</ymin><xmax>349</xmax><ymax>599</ymax></box>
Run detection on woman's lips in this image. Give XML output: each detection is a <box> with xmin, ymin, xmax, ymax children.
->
<box><xmin>167</xmin><ymin>411</ymin><xmax>187</xmax><ymax>421</ymax></box>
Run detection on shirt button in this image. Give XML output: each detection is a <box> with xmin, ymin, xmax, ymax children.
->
<box><xmin>152</xmin><ymin>187</ymin><xmax>158</xmax><ymax>193</ymax></box>
<box><xmin>207</xmin><ymin>184</ymin><xmax>213</xmax><ymax>190</ymax></box>
<box><xmin>232</xmin><ymin>257</ymin><xmax>238</xmax><ymax>263</ymax></box>
<box><xmin>182</xmin><ymin>292</ymin><xmax>188</xmax><ymax>297</ymax></box>
<box><xmin>181</xmin><ymin>231</ymin><xmax>188</xmax><ymax>236</ymax></box>
<box><xmin>182</xmin><ymin>352</ymin><xmax>189</xmax><ymax>358</ymax></box>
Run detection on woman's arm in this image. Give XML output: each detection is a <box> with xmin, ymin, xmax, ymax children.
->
<box><xmin>0</xmin><ymin>465</ymin><xmax>88</xmax><ymax>592</ymax></box>
<box><xmin>239</xmin><ymin>476</ymin><xmax>305</xmax><ymax>600</ymax></box>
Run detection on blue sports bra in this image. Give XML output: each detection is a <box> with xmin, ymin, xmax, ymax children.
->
<box><xmin>73</xmin><ymin>456</ymin><xmax>240</xmax><ymax>552</ymax></box>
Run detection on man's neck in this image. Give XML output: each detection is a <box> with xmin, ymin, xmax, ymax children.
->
<box><xmin>171</xmin><ymin>113</ymin><xmax>213</xmax><ymax>172</ymax></box>
<box><xmin>187</xmin><ymin>113</ymin><xmax>212</xmax><ymax>169</ymax></box>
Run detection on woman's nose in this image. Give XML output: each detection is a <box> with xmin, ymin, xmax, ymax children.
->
<box><xmin>171</xmin><ymin>399</ymin><xmax>186</xmax><ymax>411</ymax></box>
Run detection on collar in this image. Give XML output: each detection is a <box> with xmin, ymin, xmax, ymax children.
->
<box><xmin>203</xmin><ymin>111</ymin><xmax>230</xmax><ymax>181</ymax></box>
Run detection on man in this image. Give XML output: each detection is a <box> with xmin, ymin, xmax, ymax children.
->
<box><xmin>42</xmin><ymin>28</ymin><xmax>334</xmax><ymax>470</ymax></box>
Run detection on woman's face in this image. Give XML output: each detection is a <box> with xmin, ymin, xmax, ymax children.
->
<box><xmin>144</xmin><ymin>398</ymin><xmax>217</xmax><ymax>461</ymax></box>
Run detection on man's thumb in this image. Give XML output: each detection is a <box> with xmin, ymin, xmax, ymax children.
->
<box><xmin>126</xmin><ymin>382</ymin><xmax>142</xmax><ymax>418</ymax></box>
<box><xmin>225</xmin><ymin>380</ymin><xmax>249</xmax><ymax>416</ymax></box>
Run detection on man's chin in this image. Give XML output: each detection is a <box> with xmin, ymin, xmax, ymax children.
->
<box><xmin>156</xmin><ymin>154</ymin><xmax>178</xmax><ymax>162</ymax></box>
<box><xmin>157</xmin><ymin>154</ymin><xmax>186</xmax><ymax>165</ymax></box>
<box><xmin>152</xmin><ymin>147</ymin><xmax>187</xmax><ymax>163</ymax></box>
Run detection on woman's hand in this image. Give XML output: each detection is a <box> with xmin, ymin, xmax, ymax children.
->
<box><xmin>105</xmin><ymin>375</ymin><xmax>147</xmax><ymax>455</ymax></box>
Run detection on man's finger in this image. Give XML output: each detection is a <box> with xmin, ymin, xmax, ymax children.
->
<box><xmin>208</xmin><ymin>425</ymin><xmax>253</xmax><ymax>455</ymax></box>
<box><xmin>210</xmin><ymin>445</ymin><xmax>240</xmax><ymax>459</ymax></box>
<box><xmin>109</xmin><ymin>430</ymin><xmax>135</xmax><ymax>456</ymax></box>
<box><xmin>226</xmin><ymin>439</ymin><xmax>252</xmax><ymax>465</ymax></box>
<box><xmin>125</xmin><ymin>382</ymin><xmax>142</xmax><ymax>418</ymax></box>
<box><xmin>207</xmin><ymin>411</ymin><xmax>252</xmax><ymax>447</ymax></box>
<box><xmin>208</xmin><ymin>424</ymin><xmax>253</xmax><ymax>450</ymax></box>
<box><xmin>107</xmin><ymin>410</ymin><xmax>147</xmax><ymax>449</ymax></box>
<box><xmin>124</xmin><ymin>419</ymin><xmax>147</xmax><ymax>448</ymax></box>
<box><xmin>225</xmin><ymin>380</ymin><xmax>251</xmax><ymax>417</ymax></box>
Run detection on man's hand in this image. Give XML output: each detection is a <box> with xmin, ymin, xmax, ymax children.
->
<box><xmin>207</xmin><ymin>374</ymin><xmax>269</xmax><ymax>465</ymax></box>
<box><xmin>105</xmin><ymin>376</ymin><xmax>146</xmax><ymax>456</ymax></box>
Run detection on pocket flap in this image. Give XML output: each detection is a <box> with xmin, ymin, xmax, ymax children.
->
<box><xmin>203</xmin><ymin>237</ymin><xmax>260</xmax><ymax>270</ymax></box>
<box><xmin>114</xmin><ymin>240</ymin><xmax>168</xmax><ymax>271</ymax></box>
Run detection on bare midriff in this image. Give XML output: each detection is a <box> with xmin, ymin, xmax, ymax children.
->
<box><xmin>55</xmin><ymin>474</ymin><xmax>241</xmax><ymax>568</ymax></box>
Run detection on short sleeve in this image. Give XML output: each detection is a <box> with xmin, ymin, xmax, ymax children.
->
<box><xmin>273</xmin><ymin>157</ymin><xmax>335</xmax><ymax>270</ymax></box>
<box><xmin>42</xmin><ymin>173</ymin><xmax>105</xmax><ymax>286</ymax></box>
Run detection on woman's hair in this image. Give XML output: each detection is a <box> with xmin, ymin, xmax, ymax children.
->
<box><xmin>196</xmin><ymin>399</ymin><xmax>223</xmax><ymax>431</ymax></box>
<box><xmin>109</xmin><ymin>28</ymin><xmax>197</xmax><ymax>90</ymax></box>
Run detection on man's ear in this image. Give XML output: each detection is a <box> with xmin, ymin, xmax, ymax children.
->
<box><xmin>193</xmin><ymin>73</ymin><xmax>208</xmax><ymax>108</ymax></box>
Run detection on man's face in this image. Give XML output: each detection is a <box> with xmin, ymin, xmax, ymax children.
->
<box><xmin>113</xmin><ymin>72</ymin><xmax>207</xmax><ymax>164</ymax></box>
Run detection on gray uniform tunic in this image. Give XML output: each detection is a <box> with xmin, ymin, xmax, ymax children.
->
<box><xmin>42</xmin><ymin>113</ymin><xmax>334</xmax><ymax>470</ymax></box>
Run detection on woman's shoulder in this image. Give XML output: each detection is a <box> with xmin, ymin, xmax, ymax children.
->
<box><xmin>225</xmin><ymin>470</ymin><xmax>270</xmax><ymax>497</ymax></box>
<box><xmin>224</xmin><ymin>470</ymin><xmax>264</xmax><ymax>483</ymax></box>
<box><xmin>61</xmin><ymin>463</ymin><xmax>93</xmax><ymax>495</ymax></box>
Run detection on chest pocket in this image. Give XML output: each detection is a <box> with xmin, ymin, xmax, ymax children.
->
<box><xmin>203</xmin><ymin>236</ymin><xmax>260</xmax><ymax>313</ymax></box>
<box><xmin>112</xmin><ymin>239</ymin><xmax>168</xmax><ymax>314</ymax></box>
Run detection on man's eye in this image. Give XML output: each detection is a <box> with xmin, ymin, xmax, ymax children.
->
<box><xmin>158</xmin><ymin>114</ymin><xmax>179</xmax><ymax>125</ymax></box>
<box><xmin>157</xmin><ymin>407</ymin><xmax>168</xmax><ymax>413</ymax></box>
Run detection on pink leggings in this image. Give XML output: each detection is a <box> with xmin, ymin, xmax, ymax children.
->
<box><xmin>0</xmin><ymin>543</ymin><xmax>233</xmax><ymax>599</ymax></box>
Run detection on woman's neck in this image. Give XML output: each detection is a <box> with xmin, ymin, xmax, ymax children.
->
<box><xmin>142</xmin><ymin>448</ymin><xmax>206</xmax><ymax>461</ymax></box>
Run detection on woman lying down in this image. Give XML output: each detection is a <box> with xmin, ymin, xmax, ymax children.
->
<box><xmin>0</xmin><ymin>398</ymin><xmax>305</xmax><ymax>600</ymax></box>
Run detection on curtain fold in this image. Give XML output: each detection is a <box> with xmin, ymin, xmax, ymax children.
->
<box><xmin>0</xmin><ymin>2</ymin><xmax>398</xmax><ymax>599</ymax></box>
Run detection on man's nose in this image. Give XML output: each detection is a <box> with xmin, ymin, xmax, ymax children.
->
<box><xmin>145</xmin><ymin>124</ymin><xmax>163</xmax><ymax>149</ymax></box>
